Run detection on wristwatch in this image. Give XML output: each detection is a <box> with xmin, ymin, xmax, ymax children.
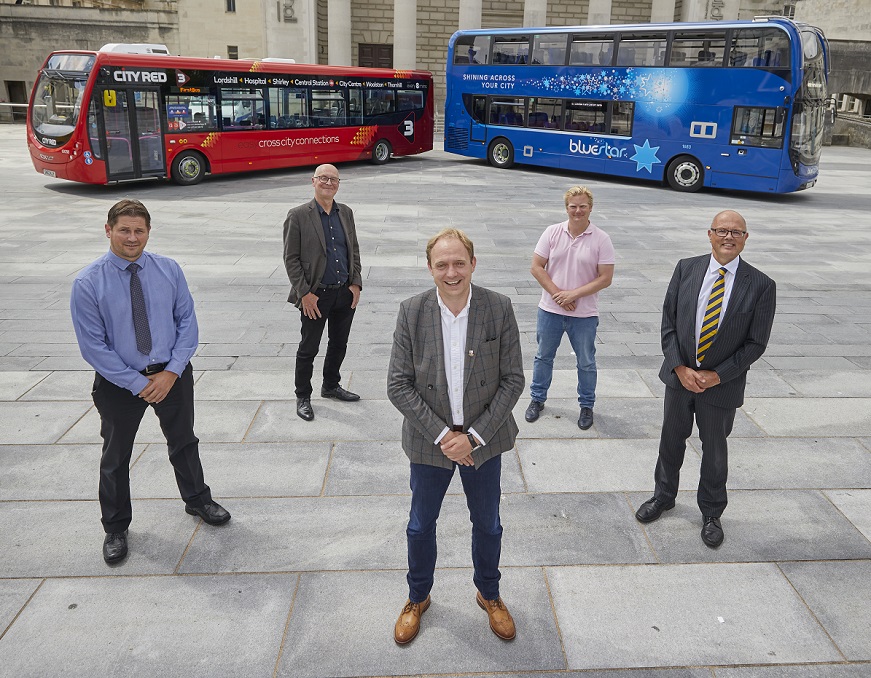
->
<box><xmin>467</xmin><ymin>433</ymin><xmax>483</xmax><ymax>451</ymax></box>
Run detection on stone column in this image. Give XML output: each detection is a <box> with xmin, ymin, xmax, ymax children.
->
<box><xmin>587</xmin><ymin>0</ymin><xmax>612</xmax><ymax>26</ymax></box>
<box><xmin>650</xmin><ymin>0</ymin><xmax>676</xmax><ymax>23</ymax></box>
<box><xmin>394</xmin><ymin>0</ymin><xmax>417</xmax><ymax>69</ymax></box>
<box><xmin>523</xmin><ymin>0</ymin><xmax>547</xmax><ymax>27</ymax></box>
<box><xmin>458</xmin><ymin>0</ymin><xmax>482</xmax><ymax>30</ymax></box>
<box><xmin>328</xmin><ymin>0</ymin><xmax>352</xmax><ymax>66</ymax></box>
<box><xmin>680</xmin><ymin>0</ymin><xmax>706</xmax><ymax>22</ymax></box>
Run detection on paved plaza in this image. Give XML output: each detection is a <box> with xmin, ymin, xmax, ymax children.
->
<box><xmin>1</xmin><ymin>122</ymin><xmax>870</xmax><ymax>677</ymax></box>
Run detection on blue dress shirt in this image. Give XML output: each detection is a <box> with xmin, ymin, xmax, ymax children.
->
<box><xmin>70</xmin><ymin>250</ymin><xmax>198</xmax><ymax>395</ymax></box>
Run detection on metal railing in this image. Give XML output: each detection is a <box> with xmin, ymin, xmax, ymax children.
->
<box><xmin>0</xmin><ymin>102</ymin><xmax>28</xmax><ymax>123</ymax></box>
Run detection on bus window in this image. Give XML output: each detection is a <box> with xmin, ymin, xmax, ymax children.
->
<box><xmin>610</xmin><ymin>101</ymin><xmax>634</xmax><ymax>136</ymax></box>
<box><xmin>269</xmin><ymin>87</ymin><xmax>308</xmax><ymax>128</ymax></box>
<box><xmin>454</xmin><ymin>34</ymin><xmax>491</xmax><ymax>65</ymax></box>
<box><xmin>565</xmin><ymin>99</ymin><xmax>606</xmax><ymax>132</ymax></box>
<box><xmin>348</xmin><ymin>88</ymin><xmax>363</xmax><ymax>125</ymax></box>
<box><xmin>397</xmin><ymin>90</ymin><xmax>424</xmax><ymax>111</ymax></box>
<box><xmin>532</xmin><ymin>34</ymin><xmax>568</xmax><ymax>66</ymax></box>
<box><xmin>617</xmin><ymin>34</ymin><xmax>666</xmax><ymax>67</ymax></box>
<box><xmin>528</xmin><ymin>97</ymin><xmax>562</xmax><ymax>128</ymax></box>
<box><xmin>221</xmin><ymin>88</ymin><xmax>266</xmax><ymax>130</ymax></box>
<box><xmin>312</xmin><ymin>89</ymin><xmax>346</xmax><ymax>127</ymax></box>
<box><xmin>165</xmin><ymin>93</ymin><xmax>217</xmax><ymax>133</ymax></box>
<box><xmin>489</xmin><ymin>98</ymin><xmax>525</xmax><ymax>126</ymax></box>
<box><xmin>87</xmin><ymin>99</ymin><xmax>102</xmax><ymax>159</ymax></box>
<box><xmin>569</xmin><ymin>35</ymin><xmax>614</xmax><ymax>66</ymax></box>
<box><xmin>493</xmin><ymin>35</ymin><xmax>530</xmax><ymax>65</ymax></box>
<box><xmin>731</xmin><ymin>106</ymin><xmax>784</xmax><ymax>148</ymax></box>
<box><xmin>732</xmin><ymin>28</ymin><xmax>790</xmax><ymax>68</ymax></box>
<box><xmin>672</xmin><ymin>32</ymin><xmax>726</xmax><ymax>67</ymax></box>
<box><xmin>364</xmin><ymin>90</ymin><xmax>395</xmax><ymax>117</ymax></box>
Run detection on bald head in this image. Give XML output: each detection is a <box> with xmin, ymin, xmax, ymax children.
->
<box><xmin>311</xmin><ymin>164</ymin><xmax>340</xmax><ymax>209</ymax></box>
<box><xmin>708</xmin><ymin>210</ymin><xmax>748</xmax><ymax>265</ymax></box>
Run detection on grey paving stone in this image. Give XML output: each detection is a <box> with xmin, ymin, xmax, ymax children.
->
<box><xmin>0</xmin><ymin>574</ymin><xmax>295</xmax><ymax>677</ymax></box>
<box><xmin>521</xmin><ymin>367</ymin><xmax>657</xmax><ymax>399</ymax></box>
<box><xmin>13</xmin><ymin>370</ymin><xmax>92</xmax><ymax>400</ymax></box>
<box><xmin>780</xmin><ymin>371</ymin><xmax>871</xmax><ymax>397</ymax></box>
<box><xmin>59</xmin><ymin>399</ymin><xmax>260</xmax><ymax>444</ymax></box>
<box><xmin>194</xmin><ymin>370</ymin><xmax>294</xmax><ymax>399</ymax></box>
<box><xmin>825</xmin><ymin>489</ymin><xmax>871</xmax><ymax>541</ymax></box>
<box><xmin>717</xmin><ymin>666</ymin><xmax>871</xmax><ymax>677</ymax></box>
<box><xmin>0</xmin><ymin>401</ymin><xmax>91</xmax><ymax>444</ymax></box>
<box><xmin>130</xmin><ymin>441</ymin><xmax>330</xmax><ymax>499</ymax></box>
<box><xmin>547</xmin><ymin>563</ymin><xmax>842</xmax><ymax>670</ymax></box>
<box><xmin>276</xmin><ymin>568</ymin><xmax>564</xmax><ymax>677</ymax></box>
<box><xmin>0</xmin><ymin>579</ymin><xmax>40</xmax><ymax>636</ymax></box>
<box><xmin>0</xmin><ymin>500</ymin><xmax>200</xmax><ymax>577</ymax></box>
<box><xmin>447</xmin><ymin>671</ymin><xmax>711</xmax><ymax>678</ymax></box>
<box><xmin>0</xmin><ymin>372</ymin><xmax>49</xmax><ymax>401</ymax></box>
<box><xmin>518</xmin><ymin>438</ymin><xmax>665</xmax><ymax>493</ymax></box>
<box><xmin>628</xmin><ymin>490</ymin><xmax>871</xmax><ymax>563</ymax></box>
<box><xmin>743</xmin><ymin>398</ymin><xmax>871</xmax><ymax>437</ymax></box>
<box><xmin>779</xmin><ymin>560</ymin><xmax>871</xmax><ymax>661</ymax></box>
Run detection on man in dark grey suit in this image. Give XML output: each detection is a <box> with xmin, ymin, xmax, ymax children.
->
<box><xmin>283</xmin><ymin>164</ymin><xmax>362</xmax><ymax>422</ymax></box>
<box><xmin>636</xmin><ymin>210</ymin><xmax>776</xmax><ymax>548</ymax></box>
<box><xmin>388</xmin><ymin>228</ymin><xmax>524</xmax><ymax>645</ymax></box>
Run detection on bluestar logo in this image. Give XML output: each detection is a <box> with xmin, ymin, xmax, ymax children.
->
<box><xmin>568</xmin><ymin>138</ymin><xmax>628</xmax><ymax>159</ymax></box>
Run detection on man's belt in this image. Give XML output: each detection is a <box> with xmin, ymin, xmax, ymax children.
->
<box><xmin>140</xmin><ymin>362</ymin><xmax>167</xmax><ymax>376</ymax></box>
<box><xmin>317</xmin><ymin>280</ymin><xmax>348</xmax><ymax>290</ymax></box>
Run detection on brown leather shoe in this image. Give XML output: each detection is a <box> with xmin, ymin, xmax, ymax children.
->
<box><xmin>476</xmin><ymin>591</ymin><xmax>516</xmax><ymax>640</ymax></box>
<box><xmin>394</xmin><ymin>595</ymin><xmax>430</xmax><ymax>645</ymax></box>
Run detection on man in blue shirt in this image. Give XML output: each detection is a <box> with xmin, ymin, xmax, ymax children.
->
<box><xmin>71</xmin><ymin>199</ymin><xmax>230</xmax><ymax>565</ymax></box>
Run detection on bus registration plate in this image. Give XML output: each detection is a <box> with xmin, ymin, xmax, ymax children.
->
<box><xmin>43</xmin><ymin>169</ymin><xmax>57</xmax><ymax>178</ymax></box>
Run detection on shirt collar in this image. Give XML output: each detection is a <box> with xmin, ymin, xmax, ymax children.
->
<box><xmin>708</xmin><ymin>255</ymin><xmax>740</xmax><ymax>277</ymax></box>
<box><xmin>561</xmin><ymin>220</ymin><xmax>595</xmax><ymax>238</ymax></box>
<box><xmin>436</xmin><ymin>287</ymin><xmax>472</xmax><ymax>319</ymax></box>
<box><xmin>315</xmin><ymin>201</ymin><xmax>335</xmax><ymax>216</ymax></box>
<box><xmin>107</xmin><ymin>250</ymin><xmax>147</xmax><ymax>271</ymax></box>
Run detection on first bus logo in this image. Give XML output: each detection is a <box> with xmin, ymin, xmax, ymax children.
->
<box><xmin>112</xmin><ymin>69</ymin><xmax>168</xmax><ymax>83</ymax></box>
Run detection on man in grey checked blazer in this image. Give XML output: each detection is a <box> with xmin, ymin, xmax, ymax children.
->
<box><xmin>636</xmin><ymin>210</ymin><xmax>776</xmax><ymax>548</ymax></box>
<box><xmin>388</xmin><ymin>228</ymin><xmax>524</xmax><ymax>645</ymax></box>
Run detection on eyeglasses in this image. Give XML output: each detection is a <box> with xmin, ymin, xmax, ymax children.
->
<box><xmin>315</xmin><ymin>176</ymin><xmax>340</xmax><ymax>185</ymax></box>
<box><xmin>711</xmin><ymin>228</ymin><xmax>747</xmax><ymax>238</ymax></box>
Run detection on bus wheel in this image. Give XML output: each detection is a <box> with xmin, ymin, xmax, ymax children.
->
<box><xmin>488</xmin><ymin>138</ymin><xmax>514</xmax><ymax>169</ymax></box>
<box><xmin>666</xmin><ymin>155</ymin><xmax>703</xmax><ymax>192</ymax></box>
<box><xmin>371</xmin><ymin>139</ymin><xmax>392</xmax><ymax>165</ymax></box>
<box><xmin>171</xmin><ymin>150</ymin><xmax>207</xmax><ymax>186</ymax></box>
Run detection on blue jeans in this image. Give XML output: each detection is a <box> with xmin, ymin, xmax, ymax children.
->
<box><xmin>530</xmin><ymin>308</ymin><xmax>599</xmax><ymax>408</ymax></box>
<box><xmin>406</xmin><ymin>456</ymin><xmax>503</xmax><ymax>602</ymax></box>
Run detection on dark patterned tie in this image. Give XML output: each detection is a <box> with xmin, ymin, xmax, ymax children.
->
<box><xmin>127</xmin><ymin>263</ymin><xmax>152</xmax><ymax>355</ymax></box>
<box><xmin>697</xmin><ymin>267</ymin><xmax>727</xmax><ymax>364</ymax></box>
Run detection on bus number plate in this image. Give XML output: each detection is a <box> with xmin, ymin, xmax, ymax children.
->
<box><xmin>43</xmin><ymin>169</ymin><xmax>57</xmax><ymax>178</ymax></box>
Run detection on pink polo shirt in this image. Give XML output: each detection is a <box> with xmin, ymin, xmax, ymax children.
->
<box><xmin>535</xmin><ymin>220</ymin><xmax>615</xmax><ymax>318</ymax></box>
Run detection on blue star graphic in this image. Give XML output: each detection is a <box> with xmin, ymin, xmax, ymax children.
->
<box><xmin>630</xmin><ymin>139</ymin><xmax>661</xmax><ymax>173</ymax></box>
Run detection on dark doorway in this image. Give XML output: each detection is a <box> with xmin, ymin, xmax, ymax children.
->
<box><xmin>5</xmin><ymin>81</ymin><xmax>28</xmax><ymax>123</ymax></box>
<box><xmin>358</xmin><ymin>43</ymin><xmax>393</xmax><ymax>69</ymax></box>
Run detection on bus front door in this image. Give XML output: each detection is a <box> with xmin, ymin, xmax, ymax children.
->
<box><xmin>469</xmin><ymin>96</ymin><xmax>487</xmax><ymax>144</ymax></box>
<box><xmin>98</xmin><ymin>88</ymin><xmax>166</xmax><ymax>182</ymax></box>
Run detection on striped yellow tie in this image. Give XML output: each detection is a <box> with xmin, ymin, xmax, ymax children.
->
<box><xmin>697</xmin><ymin>267</ymin><xmax>727</xmax><ymax>364</ymax></box>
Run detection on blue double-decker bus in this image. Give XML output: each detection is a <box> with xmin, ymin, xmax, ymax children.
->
<box><xmin>444</xmin><ymin>18</ymin><xmax>828</xmax><ymax>193</ymax></box>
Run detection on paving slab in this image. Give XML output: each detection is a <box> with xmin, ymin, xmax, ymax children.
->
<box><xmin>193</xmin><ymin>370</ymin><xmax>294</xmax><ymax>399</ymax></box>
<box><xmin>743</xmin><ymin>398</ymin><xmax>871</xmax><ymax>437</ymax></box>
<box><xmin>547</xmin><ymin>563</ymin><xmax>842</xmax><ymax>670</ymax></box>
<box><xmin>12</xmin><ymin>370</ymin><xmax>92</xmax><ymax>400</ymax></box>
<box><xmin>0</xmin><ymin>372</ymin><xmax>49</xmax><ymax>401</ymax></box>
<box><xmin>628</xmin><ymin>490</ymin><xmax>871</xmax><ymax>563</ymax></box>
<box><xmin>276</xmin><ymin>568</ymin><xmax>564</xmax><ymax>677</ymax></box>
<box><xmin>130</xmin><ymin>441</ymin><xmax>330</xmax><ymax>499</ymax></box>
<box><xmin>780</xmin><ymin>371</ymin><xmax>871</xmax><ymax>398</ymax></box>
<box><xmin>0</xmin><ymin>500</ymin><xmax>199</xmax><ymax>577</ymax></box>
<box><xmin>0</xmin><ymin>579</ymin><xmax>40</xmax><ymax>637</ymax></box>
<box><xmin>0</xmin><ymin>401</ymin><xmax>91</xmax><ymax>444</ymax></box>
<box><xmin>0</xmin><ymin>574</ymin><xmax>295</xmax><ymax>677</ymax></box>
<box><xmin>716</xmin><ymin>666</ymin><xmax>871</xmax><ymax>677</ymax></box>
<box><xmin>824</xmin><ymin>489</ymin><xmax>871</xmax><ymax>541</ymax></box>
<box><xmin>779</xmin><ymin>560</ymin><xmax>871</xmax><ymax>661</ymax></box>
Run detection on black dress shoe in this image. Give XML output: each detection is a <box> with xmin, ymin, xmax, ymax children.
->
<box><xmin>635</xmin><ymin>496</ymin><xmax>676</xmax><ymax>523</ymax></box>
<box><xmin>297</xmin><ymin>397</ymin><xmax>314</xmax><ymax>421</ymax></box>
<box><xmin>186</xmin><ymin>501</ymin><xmax>231</xmax><ymax>526</ymax></box>
<box><xmin>578</xmin><ymin>407</ymin><xmax>594</xmax><ymax>430</ymax></box>
<box><xmin>701</xmin><ymin>516</ymin><xmax>724</xmax><ymax>548</ymax></box>
<box><xmin>525</xmin><ymin>400</ymin><xmax>544</xmax><ymax>422</ymax></box>
<box><xmin>103</xmin><ymin>530</ymin><xmax>128</xmax><ymax>564</ymax></box>
<box><xmin>321</xmin><ymin>385</ymin><xmax>360</xmax><ymax>402</ymax></box>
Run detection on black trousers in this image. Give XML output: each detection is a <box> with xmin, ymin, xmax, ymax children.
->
<box><xmin>654</xmin><ymin>385</ymin><xmax>736</xmax><ymax>518</ymax></box>
<box><xmin>295</xmin><ymin>285</ymin><xmax>356</xmax><ymax>398</ymax></box>
<box><xmin>92</xmin><ymin>363</ymin><xmax>212</xmax><ymax>533</ymax></box>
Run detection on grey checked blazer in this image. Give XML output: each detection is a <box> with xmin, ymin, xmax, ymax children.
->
<box><xmin>282</xmin><ymin>198</ymin><xmax>362</xmax><ymax>308</ymax></box>
<box><xmin>659</xmin><ymin>254</ymin><xmax>776</xmax><ymax>409</ymax></box>
<box><xmin>387</xmin><ymin>284</ymin><xmax>525</xmax><ymax>470</ymax></box>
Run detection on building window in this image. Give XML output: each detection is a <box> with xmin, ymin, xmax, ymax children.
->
<box><xmin>783</xmin><ymin>2</ymin><xmax>796</xmax><ymax>19</ymax></box>
<box><xmin>228</xmin><ymin>45</ymin><xmax>239</xmax><ymax>60</ymax></box>
<box><xmin>226</xmin><ymin>0</ymin><xmax>236</xmax><ymax>13</ymax></box>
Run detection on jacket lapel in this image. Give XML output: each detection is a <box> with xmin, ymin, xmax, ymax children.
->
<box><xmin>308</xmin><ymin>200</ymin><xmax>326</xmax><ymax>254</ymax></box>
<box><xmin>424</xmin><ymin>290</ymin><xmax>451</xmax><ymax>416</ymax></box>
<box><xmin>463</xmin><ymin>285</ymin><xmax>485</xmax><ymax>392</ymax></box>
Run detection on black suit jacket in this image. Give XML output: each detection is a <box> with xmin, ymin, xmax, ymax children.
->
<box><xmin>659</xmin><ymin>254</ymin><xmax>776</xmax><ymax>409</ymax></box>
<box><xmin>282</xmin><ymin>198</ymin><xmax>362</xmax><ymax>308</ymax></box>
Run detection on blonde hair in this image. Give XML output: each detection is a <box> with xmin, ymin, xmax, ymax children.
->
<box><xmin>426</xmin><ymin>228</ymin><xmax>474</xmax><ymax>264</ymax></box>
<box><xmin>564</xmin><ymin>185</ymin><xmax>594</xmax><ymax>208</ymax></box>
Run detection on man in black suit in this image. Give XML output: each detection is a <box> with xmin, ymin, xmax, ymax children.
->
<box><xmin>283</xmin><ymin>164</ymin><xmax>363</xmax><ymax>421</ymax></box>
<box><xmin>636</xmin><ymin>210</ymin><xmax>776</xmax><ymax>548</ymax></box>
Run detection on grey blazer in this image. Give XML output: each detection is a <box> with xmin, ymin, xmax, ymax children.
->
<box><xmin>387</xmin><ymin>284</ymin><xmax>525</xmax><ymax>469</ymax></box>
<box><xmin>282</xmin><ymin>198</ymin><xmax>363</xmax><ymax>308</ymax></box>
<box><xmin>659</xmin><ymin>254</ymin><xmax>776</xmax><ymax>409</ymax></box>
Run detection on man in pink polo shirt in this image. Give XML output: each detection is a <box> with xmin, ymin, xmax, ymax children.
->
<box><xmin>526</xmin><ymin>186</ymin><xmax>615</xmax><ymax>430</ymax></box>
